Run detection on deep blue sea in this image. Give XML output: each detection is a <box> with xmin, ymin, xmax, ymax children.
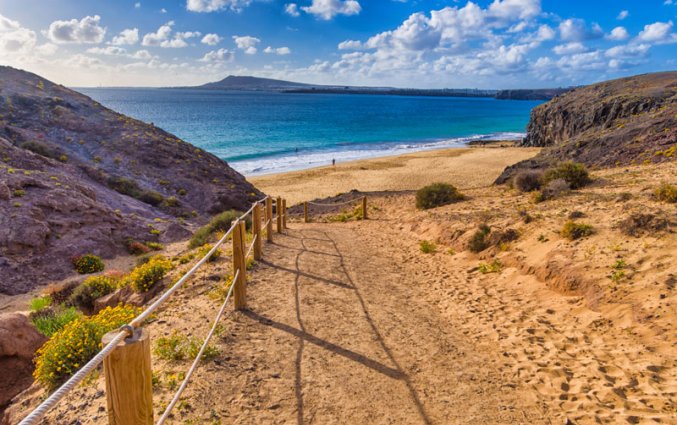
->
<box><xmin>78</xmin><ymin>88</ymin><xmax>541</xmax><ymax>176</ymax></box>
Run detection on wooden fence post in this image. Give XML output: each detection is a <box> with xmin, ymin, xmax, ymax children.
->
<box><xmin>253</xmin><ymin>202</ymin><xmax>262</xmax><ymax>260</ymax></box>
<box><xmin>276</xmin><ymin>197</ymin><xmax>282</xmax><ymax>233</ymax></box>
<box><xmin>265</xmin><ymin>197</ymin><xmax>273</xmax><ymax>243</ymax></box>
<box><xmin>362</xmin><ymin>196</ymin><xmax>368</xmax><ymax>220</ymax></box>
<box><xmin>282</xmin><ymin>199</ymin><xmax>287</xmax><ymax>229</ymax></box>
<box><xmin>102</xmin><ymin>327</ymin><xmax>153</xmax><ymax>425</ymax></box>
<box><xmin>304</xmin><ymin>202</ymin><xmax>309</xmax><ymax>223</ymax></box>
<box><xmin>232</xmin><ymin>220</ymin><xmax>247</xmax><ymax>310</ymax></box>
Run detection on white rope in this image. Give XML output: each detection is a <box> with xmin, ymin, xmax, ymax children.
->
<box><xmin>156</xmin><ymin>268</ymin><xmax>239</xmax><ymax>425</ymax></box>
<box><xmin>18</xmin><ymin>330</ymin><xmax>129</xmax><ymax>425</ymax></box>
<box><xmin>131</xmin><ymin>221</ymin><xmax>236</xmax><ymax>327</ymax></box>
<box><xmin>18</xmin><ymin>197</ymin><xmax>272</xmax><ymax>424</ymax></box>
<box><xmin>307</xmin><ymin>198</ymin><xmax>362</xmax><ymax>207</ymax></box>
<box><xmin>245</xmin><ymin>234</ymin><xmax>257</xmax><ymax>258</ymax></box>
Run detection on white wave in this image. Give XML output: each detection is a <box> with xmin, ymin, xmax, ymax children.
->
<box><xmin>231</xmin><ymin>132</ymin><xmax>525</xmax><ymax>176</ymax></box>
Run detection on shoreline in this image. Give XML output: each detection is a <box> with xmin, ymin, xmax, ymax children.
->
<box><xmin>249</xmin><ymin>144</ymin><xmax>540</xmax><ymax>205</ymax></box>
<box><xmin>231</xmin><ymin>133</ymin><xmax>526</xmax><ymax>177</ymax></box>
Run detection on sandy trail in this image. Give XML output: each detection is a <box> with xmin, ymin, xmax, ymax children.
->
<box><xmin>225</xmin><ymin>224</ymin><xmax>545</xmax><ymax>424</ymax></box>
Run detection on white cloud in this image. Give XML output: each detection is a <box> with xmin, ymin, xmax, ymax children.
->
<box><xmin>605</xmin><ymin>43</ymin><xmax>650</xmax><ymax>59</ymax></box>
<box><xmin>552</xmin><ymin>42</ymin><xmax>587</xmax><ymax>55</ymax></box>
<box><xmin>142</xmin><ymin>21</ymin><xmax>174</xmax><ymax>46</ymax></box>
<box><xmin>338</xmin><ymin>39</ymin><xmax>363</xmax><ymax>50</ymax></box>
<box><xmin>0</xmin><ymin>14</ymin><xmax>36</xmax><ymax>54</ymax></box>
<box><xmin>201</xmin><ymin>33</ymin><xmax>222</xmax><ymax>45</ymax></box>
<box><xmin>559</xmin><ymin>18</ymin><xmax>603</xmax><ymax>42</ymax></box>
<box><xmin>264</xmin><ymin>46</ymin><xmax>291</xmax><ymax>55</ymax></box>
<box><xmin>302</xmin><ymin>0</ymin><xmax>362</xmax><ymax>20</ymax></box>
<box><xmin>141</xmin><ymin>22</ymin><xmax>199</xmax><ymax>48</ymax></box>
<box><xmin>285</xmin><ymin>3</ymin><xmax>300</xmax><ymax>17</ymax></box>
<box><xmin>135</xmin><ymin>2</ymin><xmax>141</xmax><ymax>9</ymax></box>
<box><xmin>163</xmin><ymin>31</ymin><xmax>201</xmax><ymax>48</ymax></box>
<box><xmin>617</xmin><ymin>10</ymin><xmax>629</xmax><ymax>20</ymax></box>
<box><xmin>520</xmin><ymin>24</ymin><xmax>555</xmax><ymax>43</ymax></box>
<box><xmin>487</xmin><ymin>0</ymin><xmax>541</xmax><ymax>21</ymax></box>
<box><xmin>200</xmin><ymin>47</ymin><xmax>234</xmax><ymax>62</ymax></box>
<box><xmin>131</xmin><ymin>49</ymin><xmax>153</xmax><ymax>59</ymax></box>
<box><xmin>161</xmin><ymin>8</ymin><xmax>168</xmax><ymax>13</ymax></box>
<box><xmin>637</xmin><ymin>21</ymin><xmax>675</xmax><ymax>43</ymax></box>
<box><xmin>35</xmin><ymin>43</ymin><xmax>58</xmax><ymax>56</ymax></box>
<box><xmin>186</xmin><ymin>0</ymin><xmax>252</xmax><ymax>13</ymax></box>
<box><xmin>233</xmin><ymin>35</ymin><xmax>260</xmax><ymax>54</ymax></box>
<box><xmin>607</xmin><ymin>26</ymin><xmax>629</xmax><ymax>41</ymax></box>
<box><xmin>87</xmin><ymin>46</ymin><xmax>128</xmax><ymax>55</ymax></box>
<box><xmin>111</xmin><ymin>28</ymin><xmax>139</xmax><ymax>45</ymax></box>
<box><xmin>44</xmin><ymin>15</ymin><xmax>106</xmax><ymax>44</ymax></box>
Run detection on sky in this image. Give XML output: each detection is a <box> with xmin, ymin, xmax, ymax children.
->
<box><xmin>0</xmin><ymin>0</ymin><xmax>675</xmax><ymax>88</ymax></box>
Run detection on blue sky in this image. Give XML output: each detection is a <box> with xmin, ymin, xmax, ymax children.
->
<box><xmin>0</xmin><ymin>0</ymin><xmax>675</xmax><ymax>88</ymax></box>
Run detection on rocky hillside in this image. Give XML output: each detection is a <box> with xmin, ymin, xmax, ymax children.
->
<box><xmin>496</xmin><ymin>72</ymin><xmax>676</xmax><ymax>182</ymax></box>
<box><xmin>0</xmin><ymin>66</ymin><xmax>262</xmax><ymax>295</ymax></box>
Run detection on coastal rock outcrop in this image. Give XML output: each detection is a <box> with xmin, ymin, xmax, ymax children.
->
<box><xmin>0</xmin><ymin>313</ymin><xmax>46</xmax><ymax>414</ymax></box>
<box><xmin>496</xmin><ymin>72</ymin><xmax>676</xmax><ymax>183</ymax></box>
<box><xmin>0</xmin><ymin>66</ymin><xmax>263</xmax><ymax>294</ymax></box>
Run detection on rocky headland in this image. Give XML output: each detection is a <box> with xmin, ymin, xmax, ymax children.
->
<box><xmin>497</xmin><ymin>71</ymin><xmax>676</xmax><ymax>183</ymax></box>
<box><xmin>0</xmin><ymin>66</ymin><xmax>262</xmax><ymax>295</ymax></box>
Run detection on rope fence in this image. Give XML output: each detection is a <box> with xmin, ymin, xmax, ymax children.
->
<box><xmin>303</xmin><ymin>195</ymin><xmax>368</xmax><ymax>222</ymax></box>
<box><xmin>19</xmin><ymin>194</ymin><xmax>290</xmax><ymax>425</ymax></box>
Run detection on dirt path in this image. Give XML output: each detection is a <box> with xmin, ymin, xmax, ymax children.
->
<box><xmin>178</xmin><ymin>223</ymin><xmax>545</xmax><ymax>425</ymax></box>
<box><xmin>9</xmin><ymin>212</ymin><xmax>673</xmax><ymax>424</ymax></box>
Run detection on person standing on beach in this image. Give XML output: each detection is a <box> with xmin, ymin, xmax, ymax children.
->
<box><xmin>332</xmin><ymin>158</ymin><xmax>336</xmax><ymax>166</ymax></box>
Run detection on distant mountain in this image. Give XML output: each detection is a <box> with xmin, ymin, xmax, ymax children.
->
<box><xmin>191</xmin><ymin>75</ymin><xmax>568</xmax><ymax>100</ymax></box>
<box><xmin>198</xmin><ymin>75</ymin><xmax>313</xmax><ymax>90</ymax></box>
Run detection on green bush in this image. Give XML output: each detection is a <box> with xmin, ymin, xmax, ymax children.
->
<box><xmin>30</xmin><ymin>296</ymin><xmax>52</xmax><ymax>313</ymax></box>
<box><xmin>197</xmin><ymin>244</ymin><xmax>222</xmax><ymax>262</ymax></box>
<box><xmin>126</xmin><ymin>240</ymin><xmax>150</xmax><ymax>255</ymax></box>
<box><xmin>419</xmin><ymin>240</ymin><xmax>437</xmax><ymax>253</ymax></box>
<box><xmin>21</xmin><ymin>141</ymin><xmax>62</xmax><ymax>161</ymax></box>
<box><xmin>107</xmin><ymin>176</ymin><xmax>142</xmax><ymax>198</ymax></box>
<box><xmin>33</xmin><ymin>305</ymin><xmax>139</xmax><ymax>390</ymax></box>
<box><xmin>513</xmin><ymin>170</ymin><xmax>543</xmax><ymax>192</ymax></box>
<box><xmin>126</xmin><ymin>255</ymin><xmax>172</xmax><ymax>292</ymax></box>
<box><xmin>478</xmin><ymin>259</ymin><xmax>502</xmax><ymax>274</ymax></box>
<box><xmin>31</xmin><ymin>306</ymin><xmax>81</xmax><ymax>337</ymax></box>
<box><xmin>560</xmin><ymin>221</ymin><xmax>594</xmax><ymax>240</ymax></box>
<box><xmin>106</xmin><ymin>176</ymin><xmax>165</xmax><ymax>206</ymax></box>
<box><xmin>154</xmin><ymin>331</ymin><xmax>219</xmax><ymax>362</ymax></box>
<box><xmin>71</xmin><ymin>254</ymin><xmax>104</xmax><ymax>274</ymax></box>
<box><xmin>544</xmin><ymin>161</ymin><xmax>591</xmax><ymax>189</ymax></box>
<box><xmin>468</xmin><ymin>224</ymin><xmax>491</xmax><ymax>253</ymax></box>
<box><xmin>189</xmin><ymin>210</ymin><xmax>245</xmax><ymax>249</ymax></box>
<box><xmin>536</xmin><ymin>178</ymin><xmax>570</xmax><ymax>203</ymax></box>
<box><xmin>163</xmin><ymin>196</ymin><xmax>179</xmax><ymax>207</ymax></box>
<box><xmin>68</xmin><ymin>275</ymin><xmax>118</xmax><ymax>309</ymax></box>
<box><xmin>416</xmin><ymin>183</ymin><xmax>465</xmax><ymax>210</ymax></box>
<box><xmin>139</xmin><ymin>190</ymin><xmax>164</xmax><ymax>206</ymax></box>
<box><xmin>145</xmin><ymin>242</ymin><xmax>164</xmax><ymax>251</ymax></box>
<box><xmin>654</xmin><ymin>182</ymin><xmax>677</xmax><ymax>203</ymax></box>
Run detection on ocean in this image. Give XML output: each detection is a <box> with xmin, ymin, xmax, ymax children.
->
<box><xmin>78</xmin><ymin>88</ymin><xmax>541</xmax><ymax>176</ymax></box>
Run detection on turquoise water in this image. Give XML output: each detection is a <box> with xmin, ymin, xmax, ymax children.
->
<box><xmin>78</xmin><ymin>88</ymin><xmax>541</xmax><ymax>176</ymax></box>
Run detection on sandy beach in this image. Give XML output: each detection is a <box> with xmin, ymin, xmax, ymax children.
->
<box><xmin>249</xmin><ymin>145</ymin><xmax>541</xmax><ymax>204</ymax></box>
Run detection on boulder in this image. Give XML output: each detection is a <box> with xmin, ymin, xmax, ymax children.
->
<box><xmin>0</xmin><ymin>313</ymin><xmax>46</xmax><ymax>411</ymax></box>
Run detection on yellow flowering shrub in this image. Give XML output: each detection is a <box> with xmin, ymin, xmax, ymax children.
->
<box><xmin>34</xmin><ymin>305</ymin><xmax>140</xmax><ymax>390</ymax></box>
<box><xmin>197</xmin><ymin>244</ymin><xmax>222</xmax><ymax>262</ymax></box>
<box><xmin>126</xmin><ymin>255</ymin><xmax>172</xmax><ymax>293</ymax></box>
<box><xmin>68</xmin><ymin>274</ymin><xmax>119</xmax><ymax>309</ymax></box>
